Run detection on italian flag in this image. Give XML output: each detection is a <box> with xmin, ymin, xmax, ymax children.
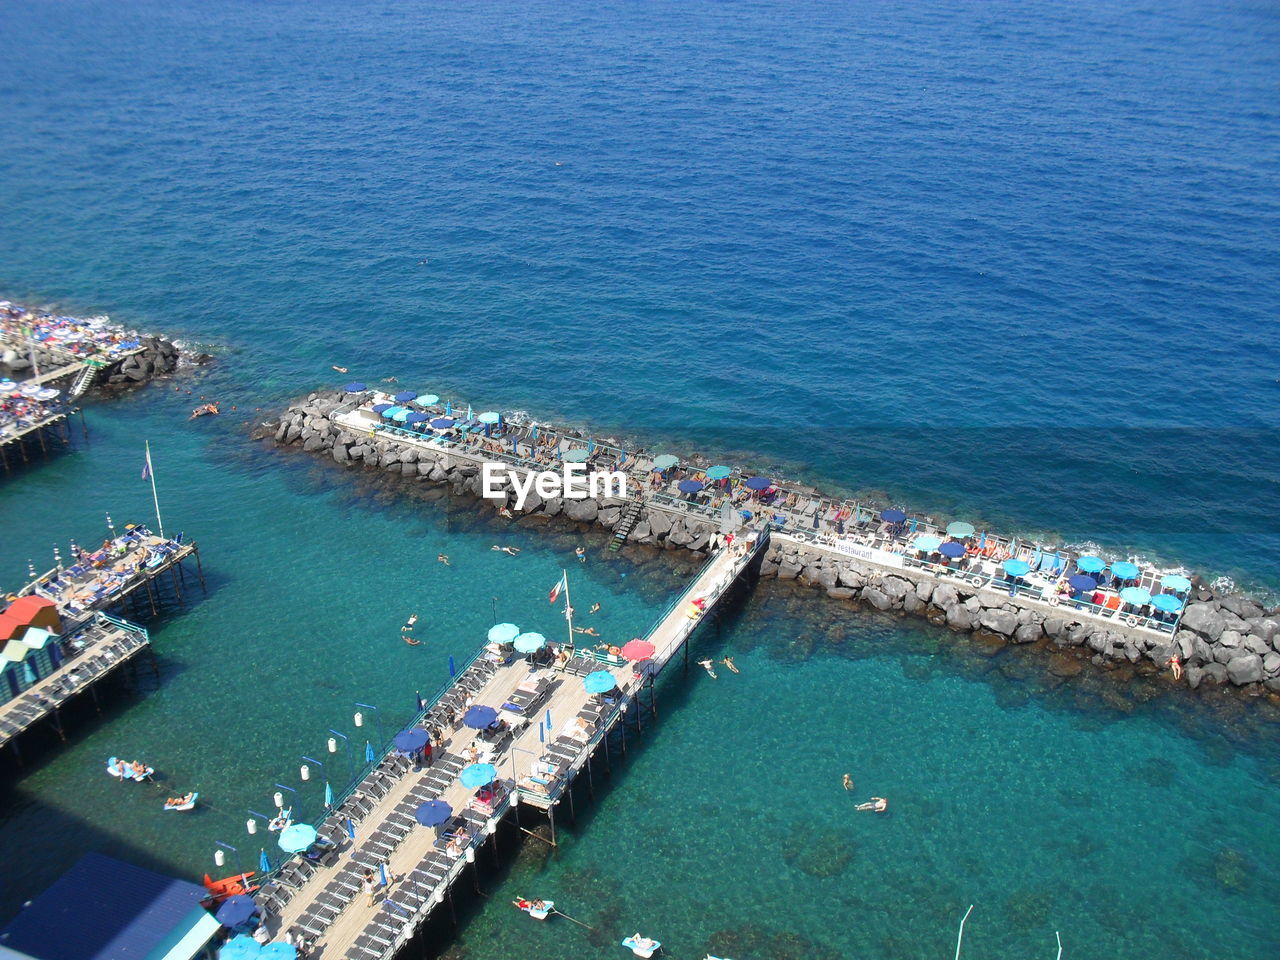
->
<box><xmin>548</xmin><ymin>574</ymin><xmax>566</xmax><ymax>605</ymax></box>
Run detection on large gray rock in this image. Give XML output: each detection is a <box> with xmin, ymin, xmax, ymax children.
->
<box><xmin>881</xmin><ymin>576</ymin><xmax>913</xmax><ymax>601</ymax></box>
<box><xmin>914</xmin><ymin>580</ymin><xmax>936</xmax><ymax>604</ymax></box>
<box><xmin>1217</xmin><ymin>630</ymin><xmax>1242</xmax><ymax>650</ymax></box>
<box><xmin>945</xmin><ymin>604</ymin><xmax>973</xmax><ymax>630</ymax></box>
<box><xmin>1246</xmin><ymin>617</ymin><xmax>1279</xmax><ymax>644</ymax></box>
<box><xmin>564</xmin><ymin>498</ymin><xmax>599</xmax><ymax>523</ymax></box>
<box><xmin>932</xmin><ymin>584</ymin><xmax>958</xmax><ymax>609</ymax></box>
<box><xmin>332</xmin><ymin>444</ymin><xmax>350</xmax><ymax>463</ymax></box>
<box><xmin>1219</xmin><ymin>594</ymin><xmax>1264</xmax><ymax>621</ymax></box>
<box><xmin>599</xmin><ymin>506</ymin><xmax>621</xmax><ymax>528</ymax></box>
<box><xmin>1013</xmin><ymin>622</ymin><xmax>1042</xmax><ymax>644</ymax></box>
<box><xmin>979</xmin><ymin>608</ymin><xmax>1019</xmax><ymax>636</ymax></box>
<box><xmin>1201</xmin><ymin>662</ymin><xmax>1228</xmax><ymax>685</ymax></box>
<box><xmin>862</xmin><ymin>587</ymin><xmax>893</xmax><ymax>612</ymax></box>
<box><xmin>1226</xmin><ymin>654</ymin><xmax>1263</xmax><ymax>685</ymax></box>
<box><xmin>778</xmin><ymin>561</ymin><xmax>802</xmax><ymax>581</ymax></box>
<box><xmin>303</xmin><ymin>435</ymin><xmax>326</xmax><ymax>453</ymax></box>
<box><xmin>1244</xmin><ymin>635</ymin><xmax>1271</xmax><ymax>656</ymax></box>
<box><xmin>648</xmin><ymin>510</ymin><xmax>672</xmax><ymax>537</ymax></box>
<box><xmin>1043</xmin><ymin>617</ymin><xmax>1065</xmax><ymax>639</ymax></box>
<box><xmin>1064</xmin><ymin>622</ymin><xmax>1092</xmax><ymax>647</ymax></box>
<box><xmin>827</xmin><ymin>587</ymin><xmax>857</xmax><ymax>600</ymax></box>
<box><xmin>543</xmin><ymin>497</ymin><xmax>563</xmax><ymax>517</ymax></box>
<box><xmin>1263</xmin><ymin>652</ymin><xmax>1280</xmax><ymax>677</ymax></box>
<box><xmin>903</xmin><ymin>593</ymin><xmax>926</xmax><ymax>615</ymax></box>
<box><xmin>1179</xmin><ymin>603</ymin><xmax>1225</xmax><ymax>640</ymax></box>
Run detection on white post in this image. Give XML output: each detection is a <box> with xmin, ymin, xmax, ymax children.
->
<box><xmin>955</xmin><ymin>905</ymin><xmax>974</xmax><ymax>960</ymax></box>
<box><xmin>562</xmin><ymin>568</ymin><xmax>574</xmax><ymax>649</ymax></box>
<box><xmin>145</xmin><ymin>441</ymin><xmax>166</xmax><ymax>537</ymax></box>
<box><xmin>1055</xmin><ymin>931</ymin><xmax>1062</xmax><ymax>960</ymax></box>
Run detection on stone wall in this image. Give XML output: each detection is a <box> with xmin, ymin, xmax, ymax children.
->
<box><xmin>269</xmin><ymin>391</ymin><xmax>1280</xmax><ymax>697</ymax></box>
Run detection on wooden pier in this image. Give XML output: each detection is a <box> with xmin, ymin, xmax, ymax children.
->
<box><xmin>0</xmin><ymin>613</ymin><xmax>151</xmax><ymax>758</ymax></box>
<box><xmin>253</xmin><ymin>531</ymin><xmax>771</xmax><ymax>960</ymax></box>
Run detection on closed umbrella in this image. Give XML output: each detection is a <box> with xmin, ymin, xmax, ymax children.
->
<box><xmin>393</xmin><ymin>728</ymin><xmax>429</xmax><ymax>752</ymax></box>
<box><xmin>488</xmin><ymin>622</ymin><xmax>520</xmax><ymax>644</ymax></box>
<box><xmin>1110</xmin><ymin>561</ymin><xmax>1140</xmax><ymax>580</ymax></box>
<box><xmin>678</xmin><ymin>479</ymin><xmax>704</xmax><ymax>494</ymax></box>
<box><xmin>1152</xmin><ymin>594</ymin><xmax>1184</xmax><ymax>613</ymax></box>
<box><xmin>880</xmin><ymin>508</ymin><xmax>906</xmax><ymax>523</ymax></box>
<box><xmin>1075</xmin><ymin>555</ymin><xmax>1106</xmax><ymax>574</ymax></box>
<box><xmin>364</xmin><ymin>740</ymin><xmax>376</xmax><ymax>764</ymax></box>
<box><xmin>414</xmin><ymin>799</ymin><xmax>452</xmax><ymax>827</ymax></box>
<box><xmin>1003</xmin><ymin>559</ymin><xmax>1032</xmax><ymax>577</ymax></box>
<box><xmin>459</xmin><ymin>763</ymin><xmax>497</xmax><ymax>789</ymax></box>
<box><xmin>912</xmin><ymin>535</ymin><xmax>941</xmax><ymax>552</ymax></box>
<box><xmin>514</xmin><ymin>632</ymin><xmax>546</xmax><ymax>654</ymax></box>
<box><xmin>1161</xmin><ymin>574</ymin><xmax>1192</xmax><ymax>593</ymax></box>
<box><xmin>259</xmin><ymin>848</ymin><xmax>271</xmax><ymax>873</ymax></box>
<box><xmin>462</xmin><ymin>705</ymin><xmax>498</xmax><ymax>729</ymax></box>
<box><xmin>939</xmin><ymin>542</ymin><xmax>965</xmax><ymax>559</ymax></box>
<box><xmin>323</xmin><ymin>781</ymin><xmax>333</xmax><ymax>808</ymax></box>
<box><xmin>1068</xmin><ymin>574</ymin><xmax>1097</xmax><ymax>592</ymax></box>
<box><xmin>652</xmin><ymin>454</ymin><xmax>679</xmax><ymax>471</ymax></box>
<box><xmin>705</xmin><ymin>466</ymin><xmax>731</xmax><ymax>480</ymax></box>
<box><xmin>945</xmin><ymin>521</ymin><xmax>975</xmax><ymax>538</ymax></box>
<box><xmin>743</xmin><ymin>476</ymin><xmax>771</xmax><ymax>491</ymax></box>
<box><xmin>1120</xmin><ymin>587</ymin><xmax>1151</xmax><ymax>606</ymax></box>
<box><xmin>583</xmin><ymin>670</ymin><xmax>617</xmax><ymax>694</ymax></box>
<box><xmin>278</xmin><ymin>823</ymin><xmax>317</xmax><ymax>854</ymax></box>
<box><xmin>619</xmin><ymin>639</ymin><xmax>655</xmax><ymax>661</ymax></box>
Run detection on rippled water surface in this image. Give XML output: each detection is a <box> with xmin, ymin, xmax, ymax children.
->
<box><xmin>1</xmin><ymin>0</ymin><xmax>1278</xmax><ymax>956</ymax></box>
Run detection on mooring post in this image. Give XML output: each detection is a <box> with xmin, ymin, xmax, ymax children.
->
<box><xmin>195</xmin><ymin>546</ymin><xmax>208</xmax><ymax>594</ymax></box>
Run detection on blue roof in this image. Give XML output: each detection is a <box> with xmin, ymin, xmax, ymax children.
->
<box><xmin>0</xmin><ymin>853</ymin><xmax>215</xmax><ymax>960</ymax></box>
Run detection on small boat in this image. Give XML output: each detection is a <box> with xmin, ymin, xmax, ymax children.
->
<box><xmin>107</xmin><ymin>756</ymin><xmax>154</xmax><ymax>780</ymax></box>
<box><xmin>622</xmin><ymin>935</ymin><xmax>661</xmax><ymax>958</ymax></box>
<box><xmin>164</xmin><ymin>792</ymin><xmax>199</xmax><ymax>811</ymax></box>
<box><xmin>513</xmin><ymin>898</ymin><xmax>554</xmax><ymax>920</ymax></box>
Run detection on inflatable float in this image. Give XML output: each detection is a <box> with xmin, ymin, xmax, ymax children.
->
<box><xmin>513</xmin><ymin>898</ymin><xmax>554</xmax><ymax>920</ymax></box>
<box><xmin>202</xmin><ymin>872</ymin><xmax>258</xmax><ymax>902</ymax></box>
<box><xmin>622</xmin><ymin>935</ymin><xmax>661</xmax><ymax>958</ymax></box>
<box><xmin>164</xmin><ymin>792</ymin><xmax>199</xmax><ymax>811</ymax></box>
<box><xmin>107</xmin><ymin>757</ymin><xmax>154</xmax><ymax>780</ymax></box>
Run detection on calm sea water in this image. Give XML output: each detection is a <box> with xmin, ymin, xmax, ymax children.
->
<box><xmin>1</xmin><ymin>0</ymin><xmax>1278</xmax><ymax>956</ymax></box>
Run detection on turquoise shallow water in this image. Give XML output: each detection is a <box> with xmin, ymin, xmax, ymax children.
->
<box><xmin>2</xmin><ymin>0</ymin><xmax>1280</xmax><ymax>956</ymax></box>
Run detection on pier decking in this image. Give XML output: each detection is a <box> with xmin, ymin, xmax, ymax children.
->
<box><xmin>0</xmin><ymin>613</ymin><xmax>150</xmax><ymax>755</ymax></box>
<box><xmin>254</xmin><ymin>532</ymin><xmax>770</xmax><ymax>960</ymax></box>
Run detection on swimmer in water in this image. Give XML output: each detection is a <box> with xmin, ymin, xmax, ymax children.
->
<box><xmin>589</xmin><ymin>603</ymin><xmax>601</xmax><ymax>614</ymax></box>
<box><xmin>332</xmin><ymin>365</ymin><xmax>348</xmax><ymax>373</ymax></box>
<box><xmin>402</xmin><ymin>614</ymin><xmax>418</xmax><ymax>632</ymax></box>
<box><xmin>721</xmin><ymin>657</ymin><xmax>739</xmax><ymax>673</ymax></box>
<box><xmin>698</xmin><ymin>658</ymin><xmax>718</xmax><ymax>679</ymax></box>
<box><xmin>383</xmin><ymin>376</ymin><xmax>397</xmax><ymax>383</ymax></box>
<box><xmin>843</xmin><ymin>773</ymin><xmax>854</xmax><ymax>791</ymax></box>
<box><xmin>575</xmin><ymin>546</ymin><xmax>585</xmax><ymax>562</ymax></box>
<box><xmin>403</xmin><ymin>635</ymin><xmax>421</xmax><ymax>646</ymax></box>
<box><xmin>573</xmin><ymin>626</ymin><xmax>599</xmax><ymax>636</ymax></box>
<box><xmin>490</xmin><ymin>545</ymin><xmax>520</xmax><ymax>555</ymax></box>
<box><xmin>855</xmin><ymin>797</ymin><xmax>888</xmax><ymax>813</ymax></box>
<box><xmin>437</xmin><ymin>554</ymin><xmax>450</xmax><ymax>565</ymax></box>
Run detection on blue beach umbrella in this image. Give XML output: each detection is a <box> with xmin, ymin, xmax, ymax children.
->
<box><xmin>880</xmin><ymin>508</ymin><xmax>907</xmax><ymax>523</ymax></box>
<box><xmin>1075</xmin><ymin>555</ymin><xmax>1106</xmax><ymax>574</ymax></box>
<box><xmin>583</xmin><ymin>670</ymin><xmax>617</xmax><ymax>694</ymax></box>
<box><xmin>939</xmin><ymin>542</ymin><xmax>966</xmax><ymax>559</ymax></box>
<box><xmin>945</xmin><ymin>521</ymin><xmax>975</xmax><ymax>538</ymax></box>
<box><xmin>415</xmin><ymin>799</ymin><xmax>452</xmax><ymax>827</ymax></box>
<box><xmin>1003</xmin><ymin>559</ymin><xmax>1032</xmax><ymax>577</ymax></box>
<box><xmin>1161</xmin><ymin>574</ymin><xmax>1192</xmax><ymax>593</ymax></box>
<box><xmin>913</xmin><ymin>535</ymin><xmax>941</xmax><ymax>552</ymax></box>
<box><xmin>652</xmin><ymin>454</ymin><xmax>679</xmax><ymax>471</ymax></box>
<box><xmin>431</xmin><ymin>417</ymin><xmax>455</xmax><ymax>429</ymax></box>
<box><xmin>478</xmin><ymin>411</ymin><xmax>501</xmax><ymax>424</ymax></box>
<box><xmin>278</xmin><ymin>823</ymin><xmax>318</xmax><ymax>854</ymax></box>
<box><xmin>1153</xmin><ymin>594</ymin><xmax>1184</xmax><ymax>613</ymax></box>
<box><xmin>392</xmin><ymin>408</ymin><xmax>412</xmax><ymax>422</ymax></box>
<box><xmin>220</xmin><ymin>936</ymin><xmax>261</xmax><ymax>960</ymax></box>
<box><xmin>678</xmin><ymin>479</ymin><xmax>704</xmax><ymax>494</ymax></box>
<box><xmin>380</xmin><ymin>405</ymin><xmax>404</xmax><ymax>418</ymax></box>
<box><xmin>562</xmin><ymin>448</ymin><xmax>589</xmax><ymax>462</ymax></box>
<box><xmin>404</xmin><ymin>411</ymin><xmax>428</xmax><ymax>424</ymax></box>
<box><xmin>1068</xmin><ymin>574</ymin><xmax>1098</xmax><ymax>592</ymax></box>
<box><xmin>459</xmin><ymin>763</ymin><xmax>497</xmax><ymax>789</ymax></box>
<box><xmin>705</xmin><ymin>465</ymin><xmax>731</xmax><ymax>481</ymax></box>
<box><xmin>488</xmin><ymin>622</ymin><xmax>520</xmax><ymax>644</ymax></box>
<box><xmin>259</xmin><ymin>848</ymin><xmax>271</xmax><ymax>873</ymax></box>
<box><xmin>371</xmin><ymin>403</ymin><xmax>393</xmax><ymax>414</ymax></box>
<box><xmin>463</xmin><ymin>705</ymin><xmax>498</xmax><ymax>729</ymax></box>
<box><xmin>260</xmin><ymin>944</ymin><xmax>298</xmax><ymax>960</ymax></box>
<box><xmin>1120</xmin><ymin>587</ymin><xmax>1152</xmax><ymax>606</ymax></box>
<box><xmin>364</xmin><ymin>740</ymin><xmax>376</xmax><ymax>764</ymax></box>
<box><xmin>343</xmin><ymin>383</ymin><xmax>367</xmax><ymax>393</ymax></box>
<box><xmin>1111</xmin><ymin>561</ymin><xmax>1140</xmax><ymax>580</ymax></box>
<box><xmin>513</xmin><ymin>632</ymin><xmax>546</xmax><ymax>654</ymax></box>
<box><xmin>420</xmin><ymin>394</ymin><xmax>440</xmax><ymax>405</ymax></box>
<box><xmin>216</xmin><ymin>894</ymin><xmax>259</xmax><ymax>928</ymax></box>
<box><xmin>393</xmin><ymin>391</ymin><xmax>417</xmax><ymax>403</ymax></box>
<box><xmin>743</xmin><ymin>476</ymin><xmax>772</xmax><ymax>491</ymax></box>
<box><xmin>393</xmin><ymin>728</ymin><xmax>430</xmax><ymax>753</ymax></box>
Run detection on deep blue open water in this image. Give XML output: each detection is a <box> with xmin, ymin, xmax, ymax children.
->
<box><xmin>1</xmin><ymin>1</ymin><xmax>1278</xmax><ymax>956</ymax></box>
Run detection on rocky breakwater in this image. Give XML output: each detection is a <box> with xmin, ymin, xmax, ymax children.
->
<box><xmin>270</xmin><ymin>392</ymin><xmax>1280</xmax><ymax>698</ymax></box>
<box><xmin>98</xmin><ymin>336</ymin><xmax>183</xmax><ymax>392</ymax></box>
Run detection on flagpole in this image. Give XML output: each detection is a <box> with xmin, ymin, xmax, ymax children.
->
<box><xmin>146</xmin><ymin>441</ymin><xmax>166</xmax><ymax>538</ymax></box>
<box><xmin>562</xmin><ymin>567</ymin><xmax>574</xmax><ymax>651</ymax></box>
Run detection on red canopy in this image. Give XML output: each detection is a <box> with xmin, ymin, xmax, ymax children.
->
<box><xmin>3</xmin><ymin>595</ymin><xmax>61</xmax><ymax>632</ymax></box>
<box><xmin>619</xmin><ymin>639</ymin><xmax>656</xmax><ymax>661</ymax></box>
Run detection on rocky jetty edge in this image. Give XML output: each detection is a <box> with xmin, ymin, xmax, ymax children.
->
<box><xmin>265</xmin><ymin>391</ymin><xmax>1280</xmax><ymax>699</ymax></box>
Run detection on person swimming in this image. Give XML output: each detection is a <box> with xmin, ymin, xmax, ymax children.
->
<box><xmin>721</xmin><ymin>657</ymin><xmax>739</xmax><ymax>673</ymax></box>
<box><xmin>698</xmin><ymin>658</ymin><xmax>718</xmax><ymax>679</ymax></box>
<box><xmin>855</xmin><ymin>797</ymin><xmax>888</xmax><ymax>812</ymax></box>
<box><xmin>402</xmin><ymin>614</ymin><xmax>418</xmax><ymax>632</ymax></box>
<box><xmin>575</xmin><ymin>546</ymin><xmax>586</xmax><ymax>562</ymax></box>
<box><xmin>842</xmin><ymin>773</ymin><xmax>854</xmax><ymax>791</ymax></box>
<box><xmin>437</xmin><ymin>554</ymin><xmax>450</xmax><ymax>565</ymax></box>
<box><xmin>491</xmin><ymin>545</ymin><xmax>520</xmax><ymax>555</ymax></box>
<box><xmin>332</xmin><ymin>365</ymin><xmax>348</xmax><ymax>373</ymax></box>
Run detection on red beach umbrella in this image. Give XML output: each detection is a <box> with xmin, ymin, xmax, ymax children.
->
<box><xmin>619</xmin><ymin>639</ymin><xmax>655</xmax><ymax>661</ymax></box>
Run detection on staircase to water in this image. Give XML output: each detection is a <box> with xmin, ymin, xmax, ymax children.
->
<box><xmin>609</xmin><ymin>498</ymin><xmax>646</xmax><ymax>551</ymax></box>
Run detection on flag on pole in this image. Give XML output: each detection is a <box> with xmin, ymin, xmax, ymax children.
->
<box><xmin>548</xmin><ymin>574</ymin><xmax>566</xmax><ymax>605</ymax></box>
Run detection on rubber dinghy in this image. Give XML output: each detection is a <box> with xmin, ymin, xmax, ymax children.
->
<box><xmin>107</xmin><ymin>757</ymin><xmax>154</xmax><ymax>780</ymax></box>
<box><xmin>622</xmin><ymin>935</ymin><xmax>661</xmax><ymax>958</ymax></box>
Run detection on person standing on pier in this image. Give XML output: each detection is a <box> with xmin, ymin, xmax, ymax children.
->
<box><xmin>362</xmin><ymin>869</ymin><xmax>378</xmax><ymax>907</ymax></box>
